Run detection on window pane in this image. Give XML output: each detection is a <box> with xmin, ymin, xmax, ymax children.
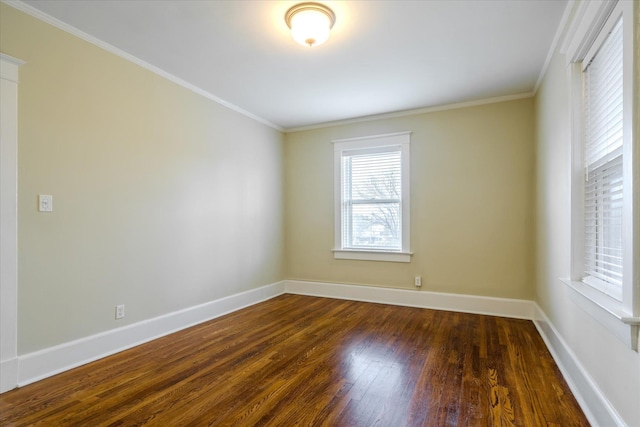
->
<box><xmin>584</xmin><ymin>157</ymin><xmax>623</xmax><ymax>289</ymax></box>
<box><xmin>350</xmin><ymin>203</ymin><xmax>401</xmax><ymax>249</ymax></box>
<box><xmin>350</xmin><ymin>152</ymin><xmax>401</xmax><ymax>201</ymax></box>
<box><xmin>342</xmin><ymin>149</ymin><xmax>402</xmax><ymax>251</ymax></box>
<box><xmin>584</xmin><ymin>17</ymin><xmax>623</xmax><ymax>173</ymax></box>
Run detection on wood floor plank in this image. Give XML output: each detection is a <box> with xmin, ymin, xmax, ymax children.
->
<box><xmin>0</xmin><ymin>294</ymin><xmax>589</xmax><ymax>426</ymax></box>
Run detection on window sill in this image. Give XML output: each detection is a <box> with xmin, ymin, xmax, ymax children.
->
<box><xmin>333</xmin><ymin>249</ymin><xmax>412</xmax><ymax>263</ymax></box>
<box><xmin>560</xmin><ymin>278</ymin><xmax>639</xmax><ymax>350</ymax></box>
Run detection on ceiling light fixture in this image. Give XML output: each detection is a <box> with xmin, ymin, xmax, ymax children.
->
<box><xmin>285</xmin><ymin>2</ymin><xmax>336</xmax><ymax>47</ymax></box>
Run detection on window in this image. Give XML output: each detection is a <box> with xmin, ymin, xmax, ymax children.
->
<box><xmin>581</xmin><ymin>15</ymin><xmax>624</xmax><ymax>301</ymax></box>
<box><xmin>563</xmin><ymin>0</ymin><xmax>638</xmax><ymax>349</ymax></box>
<box><xmin>333</xmin><ymin>132</ymin><xmax>411</xmax><ymax>262</ymax></box>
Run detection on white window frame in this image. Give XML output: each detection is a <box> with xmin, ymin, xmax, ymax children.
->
<box><xmin>562</xmin><ymin>0</ymin><xmax>639</xmax><ymax>350</ymax></box>
<box><xmin>333</xmin><ymin>132</ymin><xmax>411</xmax><ymax>262</ymax></box>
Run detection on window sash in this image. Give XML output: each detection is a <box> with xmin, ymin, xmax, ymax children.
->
<box><xmin>341</xmin><ymin>149</ymin><xmax>402</xmax><ymax>251</ymax></box>
<box><xmin>581</xmin><ymin>14</ymin><xmax>624</xmax><ymax>300</ymax></box>
<box><xmin>583</xmin><ymin>156</ymin><xmax>623</xmax><ymax>300</ymax></box>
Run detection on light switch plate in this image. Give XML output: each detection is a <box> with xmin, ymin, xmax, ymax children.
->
<box><xmin>38</xmin><ymin>195</ymin><xmax>53</xmax><ymax>212</ymax></box>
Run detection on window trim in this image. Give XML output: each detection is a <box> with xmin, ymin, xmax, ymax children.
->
<box><xmin>563</xmin><ymin>0</ymin><xmax>639</xmax><ymax>350</ymax></box>
<box><xmin>333</xmin><ymin>132</ymin><xmax>412</xmax><ymax>262</ymax></box>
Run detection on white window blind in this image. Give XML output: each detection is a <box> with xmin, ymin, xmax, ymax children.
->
<box><xmin>582</xmin><ymin>16</ymin><xmax>624</xmax><ymax>300</ymax></box>
<box><xmin>342</xmin><ymin>148</ymin><xmax>402</xmax><ymax>251</ymax></box>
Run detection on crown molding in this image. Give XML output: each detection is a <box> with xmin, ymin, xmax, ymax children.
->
<box><xmin>284</xmin><ymin>92</ymin><xmax>534</xmax><ymax>133</ymax></box>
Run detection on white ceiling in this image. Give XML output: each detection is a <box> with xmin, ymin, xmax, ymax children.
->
<box><xmin>18</xmin><ymin>0</ymin><xmax>568</xmax><ymax>130</ymax></box>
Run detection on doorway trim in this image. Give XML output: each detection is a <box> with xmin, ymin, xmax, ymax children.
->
<box><xmin>1</xmin><ymin>53</ymin><xmax>24</xmax><ymax>393</ymax></box>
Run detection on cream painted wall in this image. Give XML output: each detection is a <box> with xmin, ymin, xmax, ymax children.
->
<box><xmin>5</xmin><ymin>2</ymin><xmax>636</xmax><ymax>423</ymax></box>
<box><xmin>534</xmin><ymin>2</ymin><xmax>640</xmax><ymax>425</ymax></box>
<box><xmin>285</xmin><ymin>99</ymin><xmax>535</xmax><ymax>299</ymax></box>
<box><xmin>0</xmin><ymin>4</ymin><xmax>285</xmax><ymax>355</ymax></box>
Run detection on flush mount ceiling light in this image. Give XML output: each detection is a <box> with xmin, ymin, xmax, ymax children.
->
<box><xmin>285</xmin><ymin>2</ymin><xmax>336</xmax><ymax>47</ymax></box>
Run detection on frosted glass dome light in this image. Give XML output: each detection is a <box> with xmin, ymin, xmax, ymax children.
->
<box><xmin>285</xmin><ymin>2</ymin><xmax>336</xmax><ymax>47</ymax></box>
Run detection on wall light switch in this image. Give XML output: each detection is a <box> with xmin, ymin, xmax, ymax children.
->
<box><xmin>38</xmin><ymin>195</ymin><xmax>53</xmax><ymax>212</ymax></box>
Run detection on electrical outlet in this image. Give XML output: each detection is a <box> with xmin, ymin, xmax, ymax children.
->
<box><xmin>414</xmin><ymin>276</ymin><xmax>422</xmax><ymax>287</ymax></box>
<box><xmin>115</xmin><ymin>304</ymin><xmax>125</xmax><ymax>319</ymax></box>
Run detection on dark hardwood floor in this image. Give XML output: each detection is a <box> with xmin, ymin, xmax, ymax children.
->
<box><xmin>0</xmin><ymin>294</ymin><xmax>589</xmax><ymax>426</ymax></box>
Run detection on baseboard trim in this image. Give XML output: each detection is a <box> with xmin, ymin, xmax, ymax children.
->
<box><xmin>285</xmin><ymin>280</ymin><xmax>628</xmax><ymax>426</ymax></box>
<box><xmin>0</xmin><ymin>357</ymin><xmax>18</xmax><ymax>393</ymax></box>
<box><xmin>4</xmin><ymin>279</ymin><xmax>627</xmax><ymax>427</ymax></box>
<box><xmin>284</xmin><ymin>280</ymin><xmax>536</xmax><ymax>319</ymax></box>
<box><xmin>532</xmin><ymin>304</ymin><xmax>626</xmax><ymax>427</ymax></box>
<box><xmin>15</xmin><ymin>281</ymin><xmax>285</xmax><ymax>388</ymax></box>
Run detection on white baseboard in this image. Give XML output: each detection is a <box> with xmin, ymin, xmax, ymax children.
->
<box><xmin>284</xmin><ymin>280</ymin><xmax>537</xmax><ymax>319</ymax></box>
<box><xmin>0</xmin><ymin>357</ymin><xmax>18</xmax><ymax>393</ymax></box>
<box><xmin>285</xmin><ymin>280</ymin><xmax>628</xmax><ymax>426</ymax></box>
<box><xmin>532</xmin><ymin>304</ymin><xmax>626</xmax><ymax>427</ymax></box>
<box><xmin>15</xmin><ymin>281</ymin><xmax>285</xmax><ymax>388</ymax></box>
<box><xmin>5</xmin><ymin>280</ymin><xmax>534</xmax><ymax>392</ymax></box>
<box><xmin>3</xmin><ymin>278</ymin><xmax>627</xmax><ymax>427</ymax></box>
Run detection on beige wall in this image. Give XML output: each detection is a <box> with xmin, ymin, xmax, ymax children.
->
<box><xmin>4</xmin><ymin>2</ymin><xmax>637</xmax><ymax>422</ymax></box>
<box><xmin>285</xmin><ymin>99</ymin><xmax>535</xmax><ymax>299</ymax></box>
<box><xmin>534</xmin><ymin>2</ymin><xmax>640</xmax><ymax>424</ymax></box>
<box><xmin>1</xmin><ymin>4</ymin><xmax>285</xmax><ymax>354</ymax></box>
